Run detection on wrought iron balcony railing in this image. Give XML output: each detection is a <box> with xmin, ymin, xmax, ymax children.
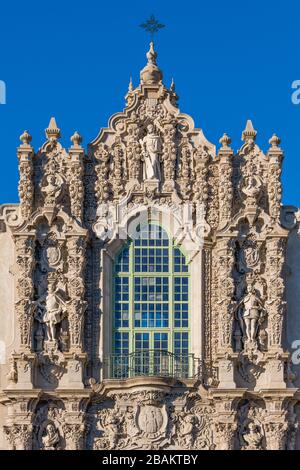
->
<box><xmin>103</xmin><ymin>350</ymin><xmax>201</xmax><ymax>380</ymax></box>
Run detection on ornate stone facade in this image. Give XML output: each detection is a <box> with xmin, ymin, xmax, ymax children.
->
<box><xmin>0</xmin><ymin>42</ymin><xmax>300</xmax><ymax>450</ymax></box>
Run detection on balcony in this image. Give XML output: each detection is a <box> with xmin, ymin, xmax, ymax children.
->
<box><xmin>103</xmin><ymin>350</ymin><xmax>202</xmax><ymax>380</ymax></box>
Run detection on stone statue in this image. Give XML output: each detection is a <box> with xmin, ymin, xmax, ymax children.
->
<box><xmin>180</xmin><ymin>414</ymin><xmax>196</xmax><ymax>448</ymax></box>
<box><xmin>41</xmin><ymin>174</ymin><xmax>64</xmax><ymax>206</ymax></box>
<box><xmin>242</xmin><ymin>174</ymin><xmax>261</xmax><ymax>199</ymax></box>
<box><xmin>123</xmin><ymin>411</ymin><xmax>140</xmax><ymax>448</ymax></box>
<box><xmin>140</xmin><ymin>124</ymin><xmax>162</xmax><ymax>180</ymax></box>
<box><xmin>42</xmin><ymin>422</ymin><xmax>60</xmax><ymax>450</ymax></box>
<box><xmin>106</xmin><ymin>415</ymin><xmax>120</xmax><ymax>449</ymax></box>
<box><xmin>33</xmin><ymin>283</ymin><xmax>69</xmax><ymax>344</ymax></box>
<box><xmin>126</xmin><ymin>411</ymin><xmax>140</xmax><ymax>439</ymax></box>
<box><xmin>236</xmin><ymin>286</ymin><xmax>265</xmax><ymax>346</ymax></box>
<box><xmin>242</xmin><ymin>422</ymin><xmax>263</xmax><ymax>450</ymax></box>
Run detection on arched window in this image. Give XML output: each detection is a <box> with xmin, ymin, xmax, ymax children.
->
<box><xmin>110</xmin><ymin>223</ymin><xmax>191</xmax><ymax>378</ymax></box>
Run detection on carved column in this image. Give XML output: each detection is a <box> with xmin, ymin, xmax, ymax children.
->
<box><xmin>127</xmin><ymin>121</ymin><xmax>141</xmax><ymax>187</ymax></box>
<box><xmin>63</xmin><ymin>399</ymin><xmax>85</xmax><ymax>450</ymax></box>
<box><xmin>265</xmin><ymin>237</ymin><xmax>286</xmax><ymax>351</ymax></box>
<box><xmin>215</xmin><ymin>238</ymin><xmax>236</xmax><ymax>388</ymax></box>
<box><xmin>193</xmin><ymin>145</ymin><xmax>209</xmax><ymax>215</ymax></box>
<box><xmin>203</xmin><ymin>246</ymin><xmax>212</xmax><ymax>373</ymax></box>
<box><xmin>216</xmin><ymin>238</ymin><xmax>235</xmax><ymax>353</ymax></box>
<box><xmin>17</xmin><ymin>131</ymin><xmax>34</xmax><ymax>220</ymax></box>
<box><xmin>162</xmin><ymin>118</ymin><xmax>177</xmax><ymax>191</ymax></box>
<box><xmin>264</xmin><ymin>397</ymin><xmax>289</xmax><ymax>450</ymax></box>
<box><xmin>267</xmin><ymin>134</ymin><xmax>283</xmax><ymax>224</ymax></box>
<box><xmin>112</xmin><ymin>136</ymin><xmax>125</xmax><ymax>197</ymax></box>
<box><xmin>66</xmin><ymin>236</ymin><xmax>87</xmax><ymax>353</ymax></box>
<box><xmin>69</xmin><ymin>132</ymin><xmax>85</xmax><ymax>222</ymax></box>
<box><xmin>218</xmin><ymin>134</ymin><xmax>233</xmax><ymax>227</ymax></box>
<box><xmin>14</xmin><ymin>234</ymin><xmax>35</xmax><ymax>352</ymax></box>
<box><xmin>213</xmin><ymin>398</ymin><xmax>237</xmax><ymax>449</ymax></box>
<box><xmin>178</xmin><ymin>137</ymin><xmax>192</xmax><ymax>200</ymax></box>
<box><xmin>214</xmin><ymin>422</ymin><xmax>237</xmax><ymax>450</ymax></box>
<box><xmin>265</xmin><ymin>421</ymin><xmax>288</xmax><ymax>450</ymax></box>
<box><xmin>94</xmin><ymin>144</ymin><xmax>111</xmax><ymax>202</ymax></box>
<box><xmin>4</xmin><ymin>424</ymin><xmax>33</xmax><ymax>450</ymax></box>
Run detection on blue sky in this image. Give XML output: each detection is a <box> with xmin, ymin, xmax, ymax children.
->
<box><xmin>0</xmin><ymin>0</ymin><xmax>300</xmax><ymax>206</ymax></box>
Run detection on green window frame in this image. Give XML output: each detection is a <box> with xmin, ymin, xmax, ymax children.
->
<box><xmin>112</xmin><ymin>223</ymin><xmax>190</xmax><ymax>362</ymax></box>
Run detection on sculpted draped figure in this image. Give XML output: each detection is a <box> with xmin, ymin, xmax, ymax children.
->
<box><xmin>242</xmin><ymin>422</ymin><xmax>264</xmax><ymax>450</ymax></box>
<box><xmin>236</xmin><ymin>286</ymin><xmax>265</xmax><ymax>346</ymax></box>
<box><xmin>33</xmin><ymin>283</ymin><xmax>69</xmax><ymax>343</ymax></box>
<box><xmin>42</xmin><ymin>423</ymin><xmax>60</xmax><ymax>450</ymax></box>
<box><xmin>140</xmin><ymin>124</ymin><xmax>162</xmax><ymax>181</ymax></box>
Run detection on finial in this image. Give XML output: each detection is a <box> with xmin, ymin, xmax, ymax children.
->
<box><xmin>269</xmin><ymin>133</ymin><xmax>281</xmax><ymax>148</ymax></box>
<box><xmin>170</xmin><ymin>78</ymin><xmax>175</xmax><ymax>92</ymax></box>
<box><xmin>242</xmin><ymin>119</ymin><xmax>257</xmax><ymax>142</ymax></box>
<box><xmin>147</xmin><ymin>41</ymin><xmax>157</xmax><ymax>65</ymax></box>
<box><xmin>128</xmin><ymin>77</ymin><xmax>133</xmax><ymax>92</ymax></box>
<box><xmin>45</xmin><ymin>117</ymin><xmax>61</xmax><ymax>141</ymax></box>
<box><xmin>219</xmin><ymin>133</ymin><xmax>232</xmax><ymax>148</ymax></box>
<box><xmin>20</xmin><ymin>130</ymin><xmax>32</xmax><ymax>145</ymax></box>
<box><xmin>70</xmin><ymin>131</ymin><xmax>82</xmax><ymax>147</ymax></box>
<box><xmin>140</xmin><ymin>42</ymin><xmax>163</xmax><ymax>85</ymax></box>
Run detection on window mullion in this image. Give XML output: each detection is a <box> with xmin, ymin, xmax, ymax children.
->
<box><xmin>169</xmin><ymin>237</ymin><xmax>173</xmax><ymax>354</ymax></box>
<box><xmin>129</xmin><ymin>241</ymin><xmax>134</xmax><ymax>355</ymax></box>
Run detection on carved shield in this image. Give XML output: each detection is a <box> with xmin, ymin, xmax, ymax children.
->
<box><xmin>136</xmin><ymin>404</ymin><xmax>167</xmax><ymax>438</ymax></box>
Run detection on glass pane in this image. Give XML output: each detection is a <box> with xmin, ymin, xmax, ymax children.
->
<box><xmin>112</xmin><ymin>224</ymin><xmax>190</xmax><ymax>379</ymax></box>
<box><xmin>133</xmin><ymin>224</ymin><xmax>169</xmax><ymax>273</ymax></box>
<box><xmin>174</xmin><ymin>332</ymin><xmax>189</xmax><ymax>377</ymax></box>
<box><xmin>134</xmin><ymin>333</ymin><xmax>150</xmax><ymax>375</ymax></box>
<box><xmin>114</xmin><ymin>276</ymin><xmax>129</xmax><ymax>327</ymax></box>
<box><xmin>173</xmin><ymin>247</ymin><xmax>189</xmax><ymax>273</ymax></box>
<box><xmin>111</xmin><ymin>332</ymin><xmax>129</xmax><ymax>378</ymax></box>
<box><xmin>134</xmin><ymin>277</ymin><xmax>169</xmax><ymax>328</ymax></box>
<box><xmin>115</xmin><ymin>246</ymin><xmax>130</xmax><ymax>273</ymax></box>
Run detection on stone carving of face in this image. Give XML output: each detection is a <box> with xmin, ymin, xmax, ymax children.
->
<box><xmin>46</xmin><ymin>423</ymin><xmax>56</xmax><ymax>437</ymax></box>
<box><xmin>48</xmin><ymin>283</ymin><xmax>55</xmax><ymax>294</ymax></box>
<box><xmin>247</xmin><ymin>285</ymin><xmax>256</xmax><ymax>295</ymax></box>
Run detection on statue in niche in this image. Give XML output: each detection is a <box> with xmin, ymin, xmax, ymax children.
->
<box><xmin>33</xmin><ymin>282</ymin><xmax>69</xmax><ymax>345</ymax></box>
<box><xmin>241</xmin><ymin>422</ymin><xmax>264</xmax><ymax>450</ymax></box>
<box><xmin>235</xmin><ymin>286</ymin><xmax>266</xmax><ymax>348</ymax></box>
<box><xmin>140</xmin><ymin>123</ymin><xmax>162</xmax><ymax>181</ymax></box>
<box><xmin>241</xmin><ymin>162</ymin><xmax>262</xmax><ymax>201</ymax></box>
<box><xmin>42</xmin><ymin>422</ymin><xmax>60</xmax><ymax>450</ymax></box>
<box><xmin>242</xmin><ymin>175</ymin><xmax>261</xmax><ymax>199</ymax></box>
<box><xmin>41</xmin><ymin>174</ymin><xmax>64</xmax><ymax>206</ymax></box>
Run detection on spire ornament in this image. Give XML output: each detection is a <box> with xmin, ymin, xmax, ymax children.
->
<box><xmin>128</xmin><ymin>77</ymin><xmax>133</xmax><ymax>93</ymax></box>
<box><xmin>140</xmin><ymin>42</ymin><xmax>163</xmax><ymax>85</ymax></box>
<box><xmin>125</xmin><ymin>77</ymin><xmax>135</xmax><ymax>107</ymax></box>
<box><xmin>20</xmin><ymin>130</ymin><xmax>32</xmax><ymax>146</ymax></box>
<box><xmin>70</xmin><ymin>131</ymin><xmax>82</xmax><ymax>148</ymax></box>
<box><xmin>219</xmin><ymin>133</ymin><xmax>232</xmax><ymax>149</ymax></box>
<box><xmin>170</xmin><ymin>78</ymin><xmax>175</xmax><ymax>92</ymax></box>
<box><xmin>269</xmin><ymin>133</ymin><xmax>281</xmax><ymax>149</ymax></box>
<box><xmin>242</xmin><ymin>120</ymin><xmax>257</xmax><ymax>142</ymax></box>
<box><xmin>45</xmin><ymin>117</ymin><xmax>61</xmax><ymax>141</ymax></box>
<box><xmin>139</xmin><ymin>15</ymin><xmax>165</xmax><ymax>85</ymax></box>
<box><xmin>140</xmin><ymin>15</ymin><xmax>165</xmax><ymax>40</ymax></box>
